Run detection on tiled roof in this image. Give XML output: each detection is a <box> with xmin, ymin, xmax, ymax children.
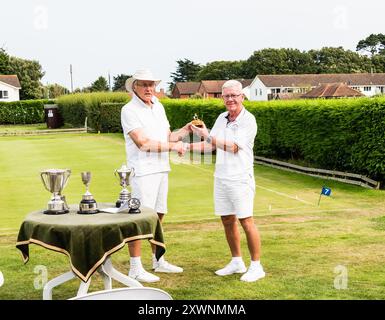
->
<box><xmin>0</xmin><ymin>75</ymin><xmax>21</xmax><ymax>88</ymax></box>
<box><xmin>201</xmin><ymin>79</ymin><xmax>253</xmax><ymax>93</ymax></box>
<box><xmin>175</xmin><ymin>82</ymin><xmax>201</xmax><ymax>94</ymax></box>
<box><xmin>302</xmin><ymin>83</ymin><xmax>364</xmax><ymax>98</ymax></box>
<box><xmin>200</xmin><ymin>80</ymin><xmax>227</xmax><ymax>93</ymax></box>
<box><xmin>257</xmin><ymin>73</ymin><xmax>385</xmax><ymax>87</ymax></box>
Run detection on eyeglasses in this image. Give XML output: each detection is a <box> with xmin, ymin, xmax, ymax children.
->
<box><xmin>222</xmin><ymin>94</ymin><xmax>243</xmax><ymax>100</ymax></box>
<box><xmin>135</xmin><ymin>82</ymin><xmax>155</xmax><ymax>88</ymax></box>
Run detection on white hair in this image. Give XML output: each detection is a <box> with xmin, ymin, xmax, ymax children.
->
<box><xmin>222</xmin><ymin>80</ymin><xmax>242</xmax><ymax>93</ymax></box>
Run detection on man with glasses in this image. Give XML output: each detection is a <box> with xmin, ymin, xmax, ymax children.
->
<box><xmin>121</xmin><ymin>69</ymin><xmax>189</xmax><ymax>282</ymax></box>
<box><xmin>188</xmin><ymin>80</ymin><xmax>265</xmax><ymax>282</ymax></box>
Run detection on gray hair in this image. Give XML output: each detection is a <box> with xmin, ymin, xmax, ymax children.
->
<box><xmin>222</xmin><ymin>80</ymin><xmax>242</xmax><ymax>93</ymax></box>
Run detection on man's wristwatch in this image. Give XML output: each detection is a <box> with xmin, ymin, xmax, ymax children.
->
<box><xmin>206</xmin><ymin>135</ymin><xmax>212</xmax><ymax>144</ymax></box>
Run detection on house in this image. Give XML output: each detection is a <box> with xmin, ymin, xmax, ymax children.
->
<box><xmin>198</xmin><ymin>80</ymin><xmax>226</xmax><ymax>98</ymax></box>
<box><xmin>171</xmin><ymin>82</ymin><xmax>200</xmax><ymax>98</ymax></box>
<box><xmin>249</xmin><ymin>73</ymin><xmax>385</xmax><ymax>101</ymax></box>
<box><xmin>302</xmin><ymin>83</ymin><xmax>364</xmax><ymax>99</ymax></box>
<box><xmin>0</xmin><ymin>75</ymin><xmax>21</xmax><ymax>102</ymax></box>
<box><xmin>197</xmin><ymin>79</ymin><xmax>253</xmax><ymax>99</ymax></box>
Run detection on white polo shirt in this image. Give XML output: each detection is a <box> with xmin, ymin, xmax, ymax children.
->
<box><xmin>210</xmin><ymin>107</ymin><xmax>257</xmax><ymax>181</ymax></box>
<box><xmin>121</xmin><ymin>94</ymin><xmax>171</xmax><ymax>177</ymax></box>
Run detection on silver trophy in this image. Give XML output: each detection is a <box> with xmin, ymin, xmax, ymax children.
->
<box><xmin>114</xmin><ymin>164</ymin><xmax>141</xmax><ymax>213</ymax></box>
<box><xmin>40</xmin><ymin>169</ymin><xmax>71</xmax><ymax>215</ymax></box>
<box><xmin>78</xmin><ymin>172</ymin><xmax>99</xmax><ymax>214</ymax></box>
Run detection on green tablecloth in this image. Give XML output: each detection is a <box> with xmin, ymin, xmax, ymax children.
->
<box><xmin>16</xmin><ymin>203</ymin><xmax>165</xmax><ymax>282</ymax></box>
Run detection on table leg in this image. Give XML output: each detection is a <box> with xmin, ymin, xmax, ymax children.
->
<box><xmin>43</xmin><ymin>271</ymin><xmax>76</xmax><ymax>300</ymax></box>
<box><xmin>101</xmin><ymin>258</ymin><xmax>143</xmax><ymax>288</ymax></box>
<box><xmin>76</xmin><ymin>278</ymin><xmax>91</xmax><ymax>297</ymax></box>
<box><xmin>98</xmin><ymin>267</ymin><xmax>112</xmax><ymax>290</ymax></box>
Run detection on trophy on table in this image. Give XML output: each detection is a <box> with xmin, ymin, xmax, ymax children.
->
<box><xmin>40</xmin><ymin>169</ymin><xmax>71</xmax><ymax>215</ymax></box>
<box><xmin>114</xmin><ymin>164</ymin><xmax>141</xmax><ymax>213</ymax></box>
<box><xmin>78</xmin><ymin>171</ymin><xmax>99</xmax><ymax>214</ymax></box>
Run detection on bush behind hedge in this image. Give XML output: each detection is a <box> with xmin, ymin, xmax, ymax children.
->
<box><xmin>0</xmin><ymin>99</ymin><xmax>54</xmax><ymax>124</ymax></box>
<box><xmin>57</xmin><ymin>92</ymin><xmax>130</xmax><ymax>130</ymax></box>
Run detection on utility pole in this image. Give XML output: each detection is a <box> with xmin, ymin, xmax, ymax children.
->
<box><xmin>70</xmin><ymin>64</ymin><xmax>74</xmax><ymax>92</ymax></box>
<box><xmin>108</xmin><ymin>71</ymin><xmax>111</xmax><ymax>91</ymax></box>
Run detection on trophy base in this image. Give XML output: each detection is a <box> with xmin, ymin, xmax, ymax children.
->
<box><xmin>78</xmin><ymin>199</ymin><xmax>99</xmax><ymax>214</ymax></box>
<box><xmin>43</xmin><ymin>209</ymin><xmax>69</xmax><ymax>215</ymax></box>
<box><xmin>129</xmin><ymin>208</ymin><xmax>141</xmax><ymax>214</ymax></box>
<box><xmin>77</xmin><ymin>209</ymin><xmax>99</xmax><ymax>215</ymax></box>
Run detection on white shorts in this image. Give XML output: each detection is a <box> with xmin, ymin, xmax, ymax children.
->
<box><xmin>214</xmin><ymin>175</ymin><xmax>255</xmax><ymax>219</ymax></box>
<box><xmin>130</xmin><ymin>172</ymin><xmax>168</xmax><ymax>214</ymax></box>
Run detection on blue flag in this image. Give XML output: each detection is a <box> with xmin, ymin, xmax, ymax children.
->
<box><xmin>321</xmin><ymin>187</ymin><xmax>332</xmax><ymax>196</ymax></box>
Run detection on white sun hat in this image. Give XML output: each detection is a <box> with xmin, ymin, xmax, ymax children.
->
<box><xmin>125</xmin><ymin>69</ymin><xmax>161</xmax><ymax>93</ymax></box>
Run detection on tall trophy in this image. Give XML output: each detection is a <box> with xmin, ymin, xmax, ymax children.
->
<box><xmin>114</xmin><ymin>164</ymin><xmax>141</xmax><ymax>213</ymax></box>
<box><xmin>78</xmin><ymin>172</ymin><xmax>99</xmax><ymax>214</ymax></box>
<box><xmin>40</xmin><ymin>169</ymin><xmax>71</xmax><ymax>215</ymax></box>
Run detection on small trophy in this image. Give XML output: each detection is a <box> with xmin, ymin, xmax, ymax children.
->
<box><xmin>40</xmin><ymin>169</ymin><xmax>71</xmax><ymax>215</ymax></box>
<box><xmin>191</xmin><ymin>113</ymin><xmax>204</xmax><ymax>128</ymax></box>
<box><xmin>78</xmin><ymin>172</ymin><xmax>99</xmax><ymax>214</ymax></box>
<box><xmin>114</xmin><ymin>164</ymin><xmax>141</xmax><ymax>214</ymax></box>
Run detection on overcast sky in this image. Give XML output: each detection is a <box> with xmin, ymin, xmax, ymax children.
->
<box><xmin>1</xmin><ymin>0</ymin><xmax>384</xmax><ymax>91</ymax></box>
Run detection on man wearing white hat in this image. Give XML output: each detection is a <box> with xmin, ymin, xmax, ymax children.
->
<box><xmin>121</xmin><ymin>69</ymin><xmax>189</xmax><ymax>282</ymax></box>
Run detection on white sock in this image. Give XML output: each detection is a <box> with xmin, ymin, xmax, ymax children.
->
<box><xmin>130</xmin><ymin>257</ymin><xmax>143</xmax><ymax>272</ymax></box>
<box><xmin>250</xmin><ymin>260</ymin><xmax>261</xmax><ymax>268</ymax></box>
<box><xmin>231</xmin><ymin>257</ymin><xmax>243</xmax><ymax>264</ymax></box>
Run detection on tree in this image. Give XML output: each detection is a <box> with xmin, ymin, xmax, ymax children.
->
<box><xmin>0</xmin><ymin>48</ymin><xmax>10</xmax><ymax>73</ymax></box>
<box><xmin>196</xmin><ymin>60</ymin><xmax>244</xmax><ymax>80</ymax></box>
<box><xmin>356</xmin><ymin>34</ymin><xmax>385</xmax><ymax>56</ymax></box>
<box><xmin>169</xmin><ymin>59</ymin><xmax>202</xmax><ymax>90</ymax></box>
<box><xmin>242</xmin><ymin>48</ymin><xmax>317</xmax><ymax>78</ymax></box>
<box><xmin>1</xmin><ymin>48</ymin><xmax>45</xmax><ymax>99</ymax></box>
<box><xmin>309</xmin><ymin>47</ymin><xmax>371</xmax><ymax>73</ymax></box>
<box><xmin>8</xmin><ymin>56</ymin><xmax>45</xmax><ymax>100</ymax></box>
<box><xmin>42</xmin><ymin>83</ymin><xmax>70</xmax><ymax>99</ymax></box>
<box><xmin>90</xmin><ymin>76</ymin><xmax>109</xmax><ymax>92</ymax></box>
<box><xmin>371</xmin><ymin>54</ymin><xmax>385</xmax><ymax>73</ymax></box>
<box><xmin>112</xmin><ymin>74</ymin><xmax>131</xmax><ymax>91</ymax></box>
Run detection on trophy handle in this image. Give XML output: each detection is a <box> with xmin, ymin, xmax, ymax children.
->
<box><xmin>40</xmin><ymin>172</ymin><xmax>51</xmax><ymax>193</ymax></box>
<box><xmin>114</xmin><ymin>169</ymin><xmax>119</xmax><ymax>182</ymax></box>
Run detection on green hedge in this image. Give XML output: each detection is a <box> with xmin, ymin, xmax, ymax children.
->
<box><xmin>244</xmin><ymin>98</ymin><xmax>385</xmax><ymax>181</ymax></box>
<box><xmin>99</xmin><ymin>103</ymin><xmax>125</xmax><ymax>132</ymax></box>
<box><xmin>0</xmin><ymin>99</ymin><xmax>54</xmax><ymax>124</ymax></box>
<box><xmin>56</xmin><ymin>92</ymin><xmax>130</xmax><ymax>130</ymax></box>
<box><xmin>57</xmin><ymin>93</ymin><xmax>385</xmax><ymax>182</ymax></box>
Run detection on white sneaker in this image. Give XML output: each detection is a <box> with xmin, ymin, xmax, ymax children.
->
<box><xmin>215</xmin><ymin>261</ymin><xmax>247</xmax><ymax>276</ymax></box>
<box><xmin>154</xmin><ymin>260</ymin><xmax>183</xmax><ymax>273</ymax></box>
<box><xmin>240</xmin><ymin>265</ymin><xmax>265</xmax><ymax>282</ymax></box>
<box><xmin>129</xmin><ymin>269</ymin><xmax>160</xmax><ymax>283</ymax></box>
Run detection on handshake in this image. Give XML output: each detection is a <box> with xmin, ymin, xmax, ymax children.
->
<box><xmin>171</xmin><ymin>116</ymin><xmax>210</xmax><ymax>157</ymax></box>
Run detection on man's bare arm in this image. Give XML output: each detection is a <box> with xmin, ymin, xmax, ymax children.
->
<box><xmin>129</xmin><ymin>128</ymin><xmax>183</xmax><ymax>153</ymax></box>
<box><xmin>169</xmin><ymin>123</ymin><xmax>192</xmax><ymax>142</ymax></box>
